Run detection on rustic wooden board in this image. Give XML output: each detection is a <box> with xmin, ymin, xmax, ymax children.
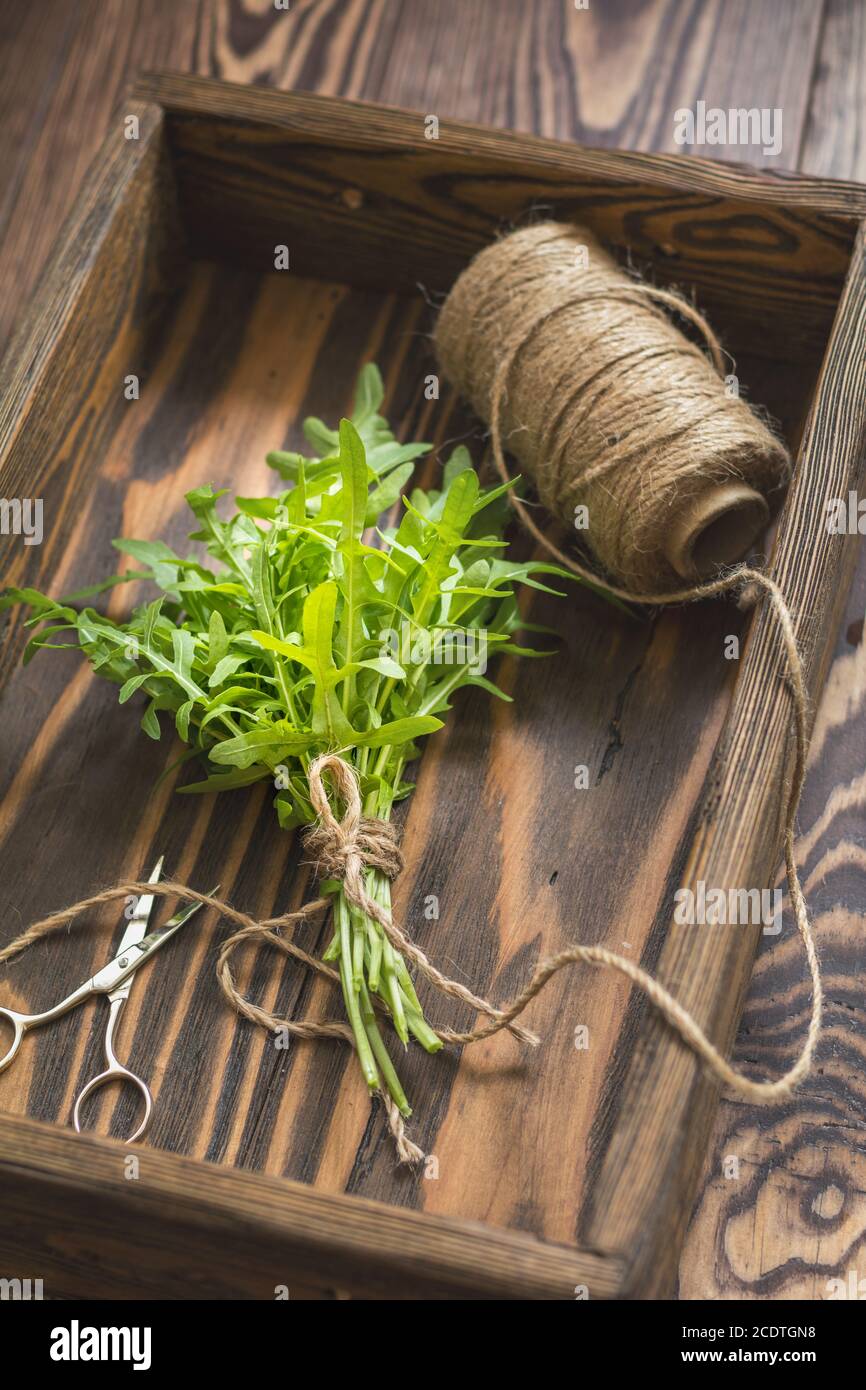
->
<box><xmin>0</xmin><ymin>0</ymin><xmax>202</xmax><ymax>352</ymax></box>
<box><xmin>679</xmin><ymin>0</ymin><xmax>866</xmax><ymax>1301</ymax></box>
<box><xmin>0</xmin><ymin>3</ymin><xmax>864</xmax><ymax>1301</ymax></box>
<box><xmin>0</xmin><ymin>251</ymin><xmax>759</xmax><ymax>1237</ymax></box>
<box><xmin>138</xmin><ymin>72</ymin><xmax>861</xmax><ymax>368</ymax></box>
<box><xmin>0</xmin><ymin>1111</ymin><xmax>620</xmax><ymax>1300</ymax></box>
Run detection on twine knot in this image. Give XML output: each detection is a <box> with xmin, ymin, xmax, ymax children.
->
<box><xmin>303</xmin><ymin>754</ymin><xmax>404</xmax><ymax>882</ymax></box>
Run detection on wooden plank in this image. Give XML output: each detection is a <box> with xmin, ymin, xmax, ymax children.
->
<box><xmin>586</xmin><ymin>220</ymin><xmax>866</xmax><ymax>1297</ymax></box>
<box><xmin>134</xmin><ymin>72</ymin><xmax>860</xmax><ymax>367</ymax></box>
<box><xmin>0</xmin><ymin>1113</ymin><xmax>621</xmax><ymax>1299</ymax></box>
<box><xmin>798</xmin><ymin>0</ymin><xmax>866</xmax><ymax>184</ymax></box>
<box><xmin>679</xmin><ymin>0</ymin><xmax>866</xmax><ymax>1300</ymax></box>
<box><xmin>0</xmin><ymin>0</ymin><xmax>203</xmax><ymax>354</ymax></box>
<box><xmin>201</xmin><ymin>0</ymin><xmax>822</xmax><ymax>165</ymax></box>
<box><xmin>133</xmin><ymin>45</ymin><xmax>866</xmax><ymax>214</ymax></box>
<box><xmin>0</xmin><ymin>99</ymin><xmax>182</xmax><ymax>609</ymax></box>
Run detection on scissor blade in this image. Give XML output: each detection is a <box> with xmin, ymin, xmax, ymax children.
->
<box><xmin>115</xmin><ymin>855</ymin><xmax>165</xmax><ymax>956</ymax></box>
<box><xmin>139</xmin><ymin>887</ymin><xmax>217</xmax><ymax>948</ymax></box>
<box><xmin>91</xmin><ymin>887</ymin><xmax>219</xmax><ymax>998</ymax></box>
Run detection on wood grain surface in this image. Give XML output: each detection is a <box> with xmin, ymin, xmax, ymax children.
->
<box><xmin>0</xmin><ymin>1112</ymin><xmax>622</xmax><ymax>1300</ymax></box>
<box><xmin>0</xmin><ymin>0</ymin><xmax>864</xmax><ymax>1301</ymax></box>
<box><xmin>0</xmin><ymin>238</ymin><xmax>756</xmax><ymax>1246</ymax></box>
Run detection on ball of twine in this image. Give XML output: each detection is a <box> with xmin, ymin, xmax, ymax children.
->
<box><xmin>435</xmin><ymin>221</ymin><xmax>791</xmax><ymax>594</ymax></box>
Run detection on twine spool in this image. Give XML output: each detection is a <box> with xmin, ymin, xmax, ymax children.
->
<box><xmin>435</xmin><ymin>222</ymin><xmax>791</xmax><ymax>593</ymax></box>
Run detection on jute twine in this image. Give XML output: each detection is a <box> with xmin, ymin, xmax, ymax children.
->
<box><xmin>0</xmin><ymin>224</ymin><xmax>822</xmax><ymax>1161</ymax></box>
<box><xmin>435</xmin><ymin>221</ymin><xmax>792</xmax><ymax>593</ymax></box>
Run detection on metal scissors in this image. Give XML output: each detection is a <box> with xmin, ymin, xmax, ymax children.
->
<box><xmin>0</xmin><ymin>857</ymin><xmax>213</xmax><ymax>1143</ymax></box>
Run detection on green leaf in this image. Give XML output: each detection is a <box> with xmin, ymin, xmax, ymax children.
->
<box><xmin>409</xmin><ymin>470</ymin><xmax>480</xmax><ymax>625</ymax></box>
<box><xmin>117</xmin><ymin>672</ymin><xmax>151</xmax><ymax>703</ymax></box>
<box><xmin>338</xmin><ymin>418</ymin><xmax>368</xmax><ymax>543</ymax></box>
<box><xmin>185</xmin><ymin>484</ymin><xmax>229</xmax><ymax>517</ymax></box>
<box><xmin>207</xmin><ymin>609</ymin><xmax>229</xmax><ymax>670</ymax></box>
<box><xmin>171</xmin><ymin>628</ymin><xmax>196</xmax><ymax>683</ymax></box>
<box><xmin>112</xmin><ymin>538</ymin><xmax>181</xmax><ymax>590</ymax></box>
<box><xmin>208</xmin><ymin>654</ymin><xmax>248</xmax><ymax>689</ymax></box>
<box><xmin>353</xmin><ymin>715</ymin><xmax>443</xmax><ymax>748</ymax></box>
<box><xmin>365</xmin><ymin>461</ymin><xmax>414</xmax><ymax>524</ymax></box>
<box><xmin>352</xmin><ymin>362</ymin><xmax>384</xmax><ymax>423</ymax></box>
<box><xmin>443</xmin><ymin>445</ymin><xmax>473</xmax><ymax>487</ymax></box>
<box><xmin>210</xmin><ymin>721</ymin><xmax>317</xmax><ymax>769</ymax></box>
<box><xmin>464</xmin><ymin>674</ymin><xmax>513</xmax><ymax>702</ymax></box>
<box><xmin>335</xmin><ymin>418</ymin><xmax>377</xmax><ymax>705</ymax></box>
<box><xmin>140</xmin><ymin>700</ymin><xmax>162</xmax><ymax>740</ymax></box>
<box><xmin>175</xmin><ymin>699</ymin><xmax>195</xmax><ymax>740</ymax></box>
<box><xmin>178</xmin><ymin>766</ymin><xmax>272</xmax><ymax>794</ymax></box>
<box><xmin>303</xmin><ymin>416</ymin><xmax>339</xmax><ymax>456</ymax></box>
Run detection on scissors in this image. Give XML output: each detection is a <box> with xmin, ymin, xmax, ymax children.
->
<box><xmin>0</xmin><ymin>857</ymin><xmax>214</xmax><ymax>1143</ymax></box>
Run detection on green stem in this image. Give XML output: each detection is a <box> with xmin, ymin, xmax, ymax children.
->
<box><xmin>351</xmin><ymin>903</ymin><xmax>365</xmax><ymax>990</ymax></box>
<box><xmin>367</xmin><ymin>914</ymin><xmax>383</xmax><ymax>992</ymax></box>
<box><xmin>336</xmin><ymin>892</ymin><xmax>378</xmax><ymax>1091</ymax></box>
<box><xmin>381</xmin><ymin>935</ymin><xmax>409</xmax><ymax>1044</ymax></box>
<box><xmin>358</xmin><ymin>980</ymin><xmax>412</xmax><ymax>1117</ymax></box>
<box><xmin>393</xmin><ymin>951</ymin><xmax>423</xmax><ymax>1015</ymax></box>
<box><xmin>403</xmin><ymin>1000</ymin><xmax>443</xmax><ymax>1053</ymax></box>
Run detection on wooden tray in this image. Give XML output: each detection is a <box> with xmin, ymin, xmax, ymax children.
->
<box><xmin>1</xmin><ymin>74</ymin><xmax>864</xmax><ymax>1301</ymax></box>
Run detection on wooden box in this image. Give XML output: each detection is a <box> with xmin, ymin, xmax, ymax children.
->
<box><xmin>1</xmin><ymin>74</ymin><xmax>864</xmax><ymax>1301</ymax></box>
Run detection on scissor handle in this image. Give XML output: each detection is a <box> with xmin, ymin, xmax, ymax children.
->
<box><xmin>73</xmin><ymin>1064</ymin><xmax>153</xmax><ymax>1144</ymax></box>
<box><xmin>72</xmin><ymin>994</ymin><xmax>153</xmax><ymax>1144</ymax></box>
<box><xmin>0</xmin><ymin>1006</ymin><xmax>27</xmax><ymax>1073</ymax></box>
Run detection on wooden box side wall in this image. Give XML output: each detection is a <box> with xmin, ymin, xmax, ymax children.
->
<box><xmin>0</xmin><ymin>101</ymin><xmax>185</xmax><ymax>613</ymax></box>
<box><xmin>584</xmin><ymin>221</ymin><xmax>866</xmax><ymax>1295</ymax></box>
<box><xmin>135</xmin><ymin>73</ymin><xmax>859</xmax><ymax>365</ymax></box>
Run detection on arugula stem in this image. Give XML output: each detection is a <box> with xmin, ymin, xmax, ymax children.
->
<box><xmin>358</xmin><ymin>979</ymin><xmax>412</xmax><ymax>1117</ymax></box>
<box><xmin>367</xmin><ymin>915</ymin><xmax>383</xmax><ymax>992</ymax></box>
<box><xmin>381</xmin><ymin>935</ymin><xmax>409</xmax><ymax>1044</ymax></box>
<box><xmin>393</xmin><ymin>949</ymin><xmax>423</xmax><ymax>1014</ymax></box>
<box><xmin>404</xmin><ymin>1001</ymin><xmax>443</xmax><ymax>1053</ymax></box>
<box><xmin>336</xmin><ymin>891</ymin><xmax>379</xmax><ymax>1091</ymax></box>
<box><xmin>351</xmin><ymin>903</ymin><xmax>365</xmax><ymax>990</ymax></box>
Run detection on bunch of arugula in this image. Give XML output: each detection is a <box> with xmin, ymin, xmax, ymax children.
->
<box><xmin>3</xmin><ymin>365</ymin><xmax>578</xmax><ymax>1123</ymax></box>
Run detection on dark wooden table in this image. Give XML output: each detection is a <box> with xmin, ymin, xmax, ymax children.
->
<box><xmin>1</xmin><ymin>0</ymin><xmax>864</xmax><ymax>1301</ymax></box>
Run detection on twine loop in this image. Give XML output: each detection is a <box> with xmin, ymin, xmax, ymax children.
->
<box><xmin>304</xmin><ymin>753</ymin><xmax>404</xmax><ymax>882</ymax></box>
